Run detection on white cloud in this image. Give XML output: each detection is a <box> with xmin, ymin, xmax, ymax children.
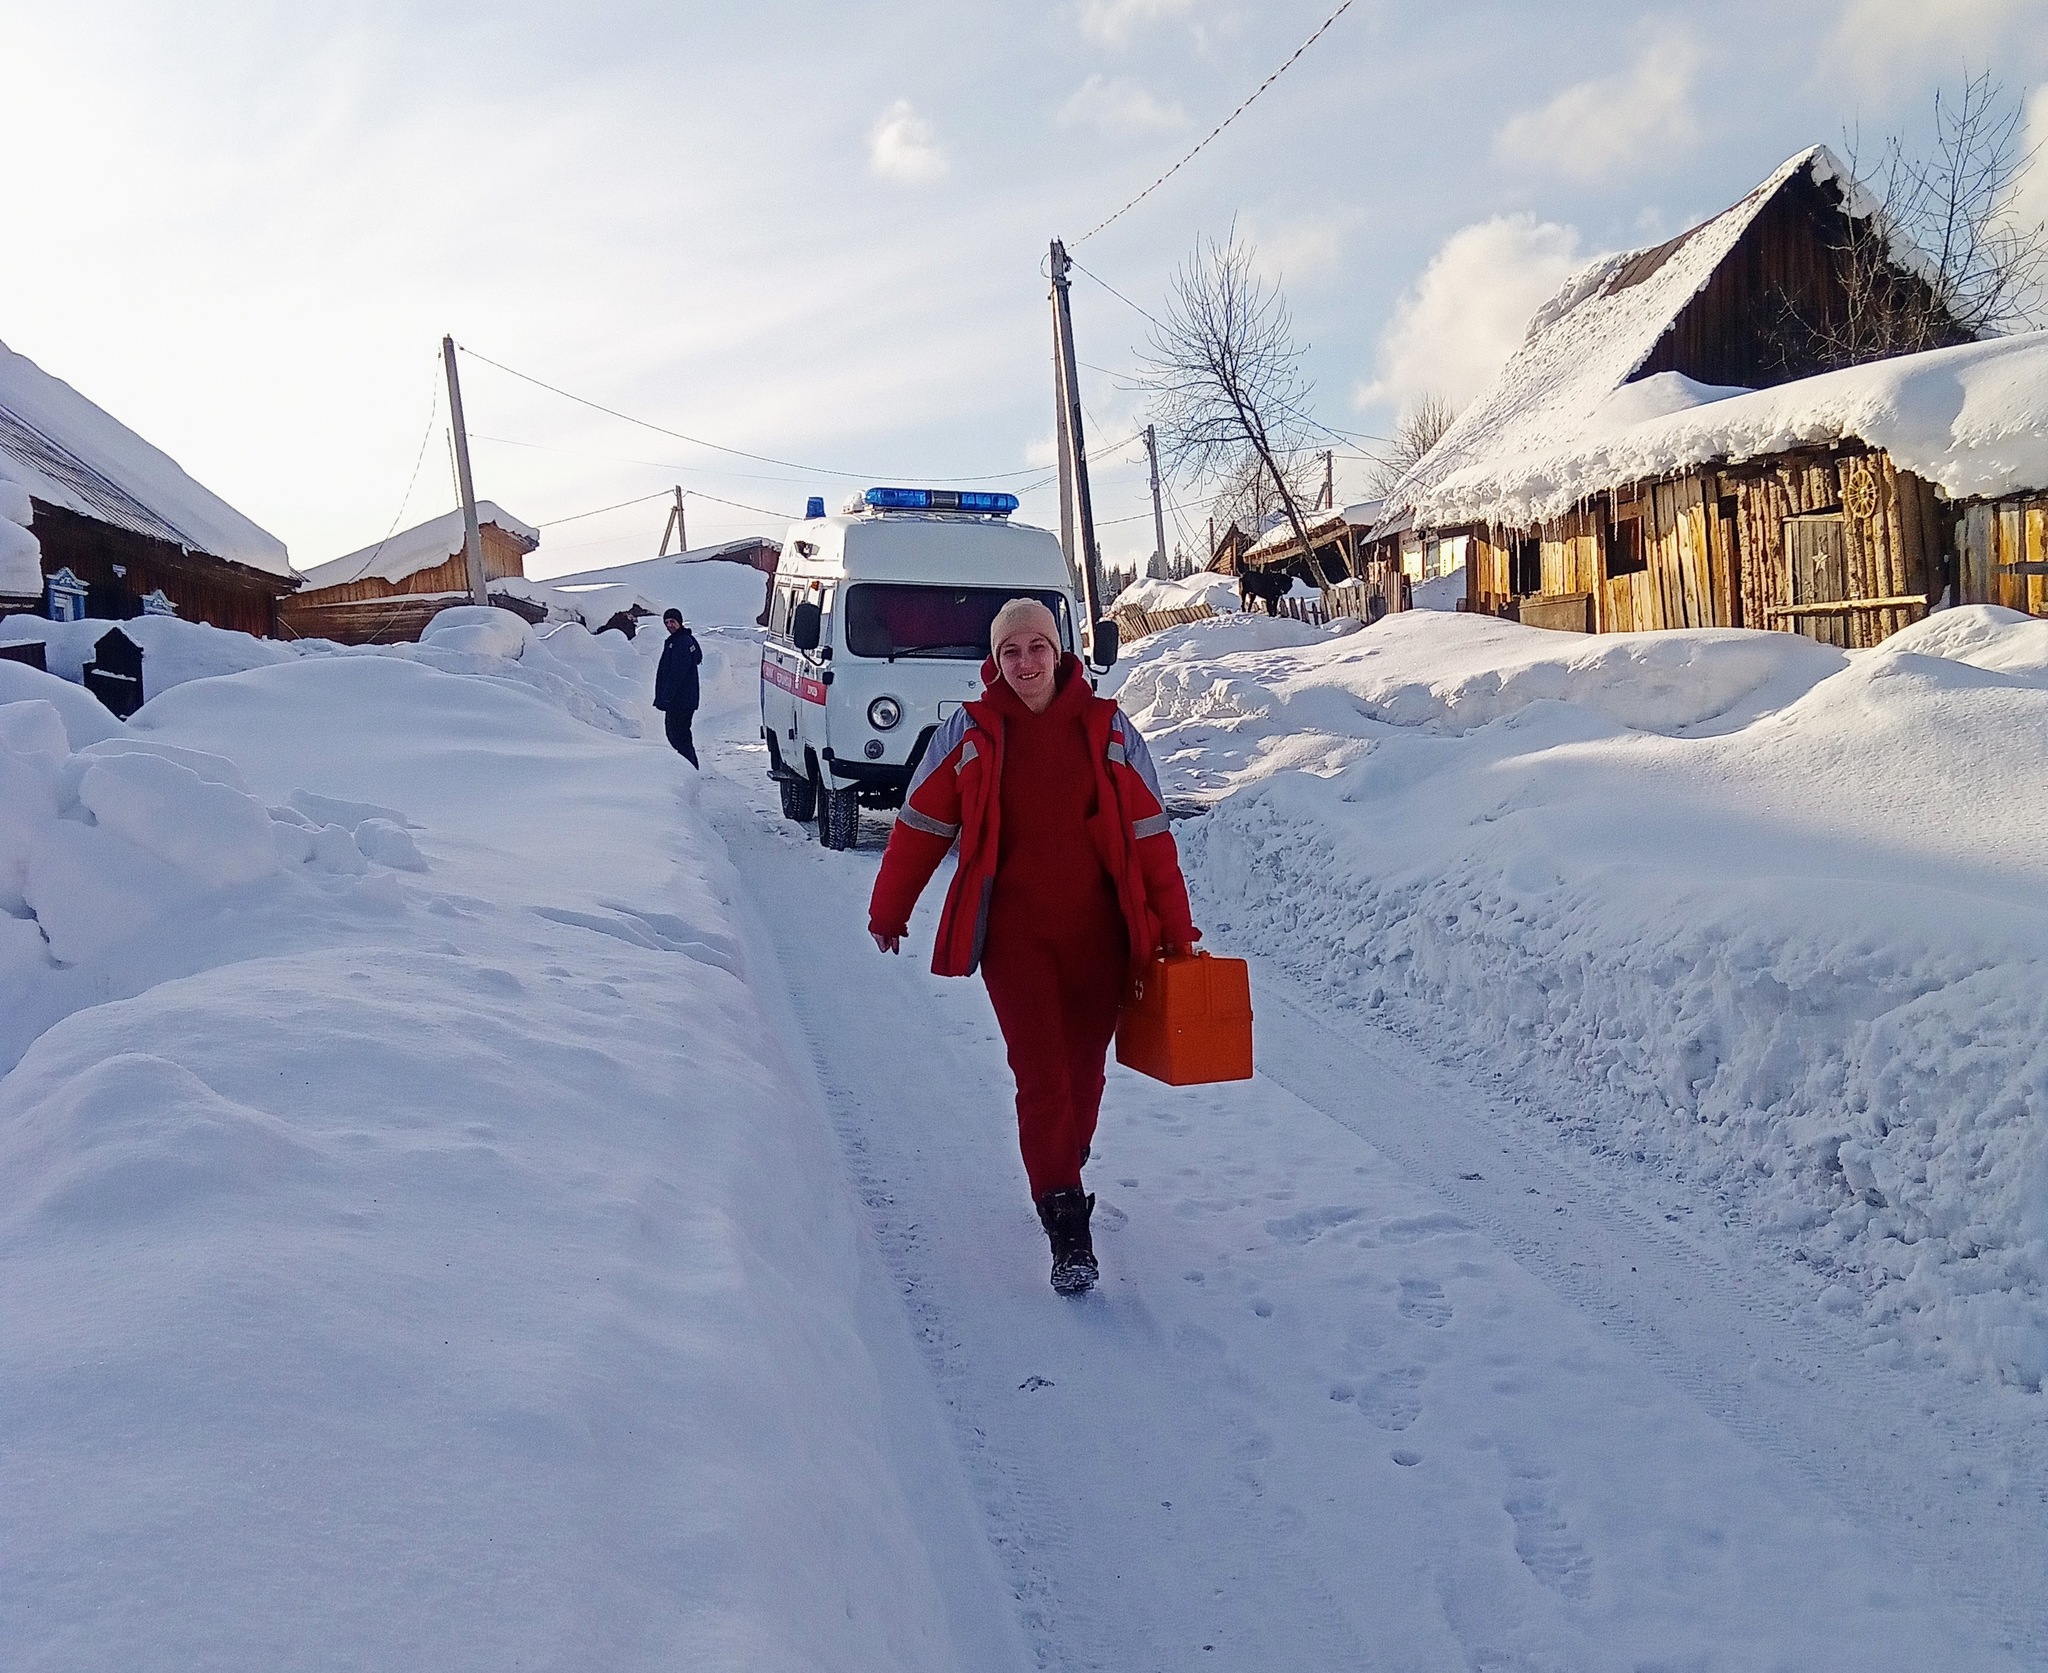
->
<box><xmin>1060</xmin><ymin>75</ymin><xmax>1186</xmax><ymax>137</ymax></box>
<box><xmin>868</xmin><ymin>99</ymin><xmax>949</xmax><ymax>186</ymax></box>
<box><xmin>1075</xmin><ymin>0</ymin><xmax>1199</xmax><ymax>49</ymax></box>
<box><xmin>1826</xmin><ymin>0</ymin><xmax>2033</xmax><ymax>90</ymax></box>
<box><xmin>1243</xmin><ymin>214</ymin><xmax>1345</xmax><ymax>286</ymax></box>
<box><xmin>1493</xmin><ymin>31</ymin><xmax>1702</xmax><ymax>183</ymax></box>
<box><xmin>1358</xmin><ymin>215</ymin><xmax>1589</xmax><ymax>415</ymax></box>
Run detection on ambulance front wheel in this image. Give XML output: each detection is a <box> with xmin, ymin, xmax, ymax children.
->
<box><xmin>818</xmin><ymin>782</ymin><xmax>861</xmax><ymax>851</ymax></box>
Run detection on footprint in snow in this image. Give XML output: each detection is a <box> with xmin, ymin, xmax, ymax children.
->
<box><xmin>1357</xmin><ymin>1366</ymin><xmax>1425</xmax><ymax>1431</ymax></box>
<box><xmin>1504</xmin><ymin>1482</ymin><xmax>1593</xmax><ymax>1601</ymax></box>
<box><xmin>1398</xmin><ymin>1279</ymin><xmax>1453</xmax><ymax>1328</ymax></box>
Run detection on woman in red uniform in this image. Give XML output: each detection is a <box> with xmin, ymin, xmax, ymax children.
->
<box><xmin>868</xmin><ymin>598</ymin><xmax>1199</xmax><ymax>1294</ymax></box>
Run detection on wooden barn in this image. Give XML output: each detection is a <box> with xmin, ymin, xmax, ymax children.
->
<box><xmin>1446</xmin><ymin>329</ymin><xmax>2048</xmax><ymax>647</ymax></box>
<box><xmin>0</xmin><ymin>336</ymin><xmax>296</xmax><ymax>633</ymax></box>
<box><xmin>280</xmin><ymin>503</ymin><xmax>539</xmax><ymax>644</ymax></box>
<box><xmin>1383</xmin><ymin>147</ymin><xmax>1976</xmax><ymax>647</ymax></box>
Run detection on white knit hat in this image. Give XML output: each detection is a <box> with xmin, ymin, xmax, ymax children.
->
<box><xmin>989</xmin><ymin>596</ymin><xmax>1060</xmax><ymax>656</ymax></box>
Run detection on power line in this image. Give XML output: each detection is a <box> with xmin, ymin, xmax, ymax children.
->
<box><xmin>1072</xmin><ymin>0</ymin><xmax>1356</xmax><ymax>247</ymax></box>
<box><xmin>456</xmin><ymin>343</ymin><xmax>1067</xmax><ymax>484</ymax></box>
<box><xmin>535</xmin><ymin>490</ymin><xmax>672</xmax><ymax>528</ymax></box>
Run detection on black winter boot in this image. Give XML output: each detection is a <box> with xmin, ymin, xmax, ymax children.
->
<box><xmin>1036</xmin><ymin>1187</ymin><xmax>1098</xmax><ymax>1296</ymax></box>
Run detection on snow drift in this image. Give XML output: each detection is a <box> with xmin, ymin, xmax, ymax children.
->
<box><xmin>1116</xmin><ymin>607</ymin><xmax>2048</xmax><ymax>1389</ymax></box>
<box><xmin>1</xmin><ymin>635</ymin><xmax>997</xmax><ymax>1669</ymax></box>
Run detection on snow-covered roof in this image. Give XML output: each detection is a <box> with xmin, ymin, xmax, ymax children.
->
<box><xmin>0</xmin><ymin>454</ymin><xmax>40</xmax><ymax>598</ymax></box>
<box><xmin>1386</xmin><ymin>147</ymin><xmax>1882</xmax><ymax>532</ymax></box>
<box><xmin>0</xmin><ymin>337</ymin><xmax>292</xmax><ymax>578</ymax></box>
<box><xmin>1242</xmin><ymin>499</ymin><xmax>1387</xmax><ymax>564</ymax></box>
<box><xmin>302</xmin><ymin>503</ymin><xmax>540</xmax><ymax>591</ymax></box>
<box><xmin>1412</xmin><ymin>330</ymin><xmax>2048</xmax><ymax>525</ymax></box>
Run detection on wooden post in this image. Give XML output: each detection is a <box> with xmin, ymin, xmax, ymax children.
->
<box><xmin>1049</xmin><ymin>239</ymin><xmax>1107</xmax><ymax>666</ymax></box>
<box><xmin>1319</xmin><ymin>450</ymin><xmax>1334</xmax><ymax>512</ymax></box>
<box><xmin>442</xmin><ymin>336</ymin><xmax>489</xmax><ymax>607</ymax></box>
<box><xmin>660</xmin><ymin>486</ymin><xmax>688</xmax><ymax>556</ymax></box>
<box><xmin>1144</xmin><ymin>425</ymin><xmax>1169</xmax><ymax>580</ymax></box>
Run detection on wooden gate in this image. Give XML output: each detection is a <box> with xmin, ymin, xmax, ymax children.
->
<box><xmin>1784</xmin><ymin>514</ymin><xmax>1849</xmax><ymax>647</ymax></box>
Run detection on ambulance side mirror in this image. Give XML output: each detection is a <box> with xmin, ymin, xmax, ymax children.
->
<box><xmin>790</xmin><ymin>601</ymin><xmax>822</xmax><ymax>652</ymax></box>
<box><xmin>1088</xmin><ymin>620</ymin><xmax>1119</xmax><ymax>670</ymax></box>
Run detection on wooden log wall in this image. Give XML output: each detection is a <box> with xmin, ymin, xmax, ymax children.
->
<box><xmin>1958</xmin><ymin>496</ymin><xmax>2048</xmax><ymax>618</ymax></box>
<box><xmin>1726</xmin><ymin>449</ymin><xmax>1942</xmax><ymax>649</ymax></box>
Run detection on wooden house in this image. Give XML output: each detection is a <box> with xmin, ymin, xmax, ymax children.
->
<box><xmin>0</xmin><ymin>336</ymin><xmax>296</xmax><ymax>634</ymax></box>
<box><xmin>280</xmin><ymin>504</ymin><xmax>539</xmax><ymax>644</ymax></box>
<box><xmin>1442</xmin><ymin>329</ymin><xmax>2048</xmax><ymax>647</ymax></box>
<box><xmin>1382</xmin><ymin>147</ymin><xmax>1974</xmax><ymax>647</ymax></box>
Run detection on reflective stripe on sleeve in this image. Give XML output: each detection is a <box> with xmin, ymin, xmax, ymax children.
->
<box><xmin>898</xmin><ymin>805</ymin><xmax>961</xmax><ymax>839</ymax></box>
<box><xmin>1131</xmin><ymin>811</ymin><xmax>1171</xmax><ymax>839</ymax></box>
<box><xmin>958</xmin><ymin>739</ymin><xmax>979</xmax><ymax>768</ymax></box>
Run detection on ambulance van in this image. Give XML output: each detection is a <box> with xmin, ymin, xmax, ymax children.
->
<box><xmin>761</xmin><ymin>486</ymin><xmax>1109</xmax><ymax>850</ymax></box>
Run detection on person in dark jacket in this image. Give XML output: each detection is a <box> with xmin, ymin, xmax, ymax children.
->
<box><xmin>653</xmin><ymin>608</ymin><xmax>703</xmax><ymax>767</ymax></box>
<box><xmin>867</xmin><ymin>597</ymin><xmax>1199</xmax><ymax>1295</ymax></box>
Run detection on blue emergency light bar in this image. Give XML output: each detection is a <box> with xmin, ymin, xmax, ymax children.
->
<box><xmin>863</xmin><ymin>487</ymin><xmax>1018</xmax><ymax>516</ymax></box>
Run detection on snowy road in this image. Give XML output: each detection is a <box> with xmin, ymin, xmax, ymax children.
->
<box><xmin>703</xmin><ymin>708</ymin><xmax>2028</xmax><ymax>1671</ymax></box>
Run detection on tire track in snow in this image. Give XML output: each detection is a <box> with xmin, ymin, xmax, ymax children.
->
<box><xmin>1247</xmin><ymin>963</ymin><xmax>2048</xmax><ymax>1664</ymax></box>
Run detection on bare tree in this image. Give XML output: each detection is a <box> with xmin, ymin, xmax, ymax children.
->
<box><xmin>1205</xmin><ymin>445</ymin><xmax>1323</xmax><ymax>547</ymax></box>
<box><xmin>1365</xmin><ymin>392</ymin><xmax>1457</xmax><ymax>497</ymax></box>
<box><xmin>1790</xmin><ymin>73</ymin><xmax>2046</xmax><ymax>369</ymax></box>
<box><xmin>1140</xmin><ymin>232</ymin><xmax>1322</xmax><ymax>566</ymax></box>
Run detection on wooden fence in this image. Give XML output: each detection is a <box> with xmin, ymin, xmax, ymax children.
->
<box><xmin>1112</xmin><ymin>587</ymin><xmax>1384</xmax><ymax>644</ymax></box>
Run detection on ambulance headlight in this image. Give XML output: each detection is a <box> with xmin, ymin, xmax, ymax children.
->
<box><xmin>867</xmin><ymin>696</ymin><xmax>902</xmax><ymax>731</ymax></box>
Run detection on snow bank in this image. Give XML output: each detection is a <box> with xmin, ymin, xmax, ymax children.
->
<box><xmin>1</xmin><ymin>650</ymin><xmax>989</xmax><ymax>1669</ymax></box>
<box><xmin>1</xmin><ymin>610</ymin><xmax>297</xmax><ymax>687</ymax></box>
<box><xmin>1412</xmin><ymin>563</ymin><xmax>1465</xmax><ymax>610</ymax></box>
<box><xmin>1121</xmin><ymin>607</ymin><xmax>2048</xmax><ymax>1388</ymax></box>
<box><xmin>544</xmin><ymin>552</ymin><xmax>772</xmax><ymax>629</ymax></box>
<box><xmin>1116</xmin><ymin>571</ymin><xmax>1239</xmax><ymax>614</ymax></box>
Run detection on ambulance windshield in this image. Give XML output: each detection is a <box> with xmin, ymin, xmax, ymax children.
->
<box><xmin>843</xmin><ymin>585</ymin><xmax>1071</xmax><ymax>661</ymax></box>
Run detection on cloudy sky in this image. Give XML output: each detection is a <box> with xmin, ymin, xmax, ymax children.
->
<box><xmin>2</xmin><ymin>0</ymin><xmax>2044</xmax><ymax>578</ymax></box>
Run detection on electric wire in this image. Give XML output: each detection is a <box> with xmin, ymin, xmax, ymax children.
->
<box><xmin>1072</xmin><ymin>0</ymin><xmax>1356</xmax><ymax>247</ymax></box>
<box><xmin>456</xmin><ymin>342</ymin><xmax>1075</xmax><ymax>484</ymax></box>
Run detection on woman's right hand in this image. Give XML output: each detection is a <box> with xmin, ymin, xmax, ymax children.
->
<box><xmin>872</xmin><ymin>931</ymin><xmax>901</xmax><ymax>954</ymax></box>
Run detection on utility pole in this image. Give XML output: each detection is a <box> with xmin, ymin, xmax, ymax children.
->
<box><xmin>1048</xmin><ymin>239</ymin><xmax>1108</xmax><ymax>666</ymax></box>
<box><xmin>441</xmin><ymin>336</ymin><xmax>489</xmax><ymax>607</ymax></box>
<box><xmin>659</xmin><ymin>486</ymin><xmax>689</xmax><ymax>556</ymax></box>
<box><xmin>1143</xmin><ymin>424</ymin><xmax>1168</xmax><ymax>581</ymax></box>
<box><xmin>1319</xmin><ymin>449</ymin><xmax>1334</xmax><ymax>512</ymax></box>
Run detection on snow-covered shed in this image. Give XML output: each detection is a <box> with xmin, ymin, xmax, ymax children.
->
<box><xmin>1237</xmin><ymin>500</ymin><xmax>1410</xmax><ymax>620</ymax></box>
<box><xmin>1384</xmin><ymin>147</ymin><xmax>1970</xmax><ymax>646</ymax></box>
<box><xmin>280</xmin><ymin>503</ymin><xmax>539</xmax><ymax>644</ymax></box>
<box><xmin>0</xmin><ymin>337</ymin><xmax>296</xmax><ymax>634</ymax></box>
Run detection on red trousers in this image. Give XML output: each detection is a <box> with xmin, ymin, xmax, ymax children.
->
<box><xmin>981</xmin><ymin>907</ymin><xmax>1128</xmax><ymax>1199</ymax></box>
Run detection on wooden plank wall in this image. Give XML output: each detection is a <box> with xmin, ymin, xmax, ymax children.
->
<box><xmin>1728</xmin><ymin>450</ymin><xmax>1942</xmax><ymax>648</ymax></box>
<box><xmin>1958</xmin><ymin>496</ymin><xmax>2048</xmax><ymax>618</ymax></box>
<box><xmin>1458</xmin><ymin>449</ymin><xmax>1950</xmax><ymax>647</ymax></box>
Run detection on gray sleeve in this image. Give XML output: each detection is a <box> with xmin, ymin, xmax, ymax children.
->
<box><xmin>1112</xmin><ymin>710</ymin><xmax>1166</xmax><ymax>804</ymax></box>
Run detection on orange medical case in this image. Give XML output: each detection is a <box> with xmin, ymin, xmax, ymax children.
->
<box><xmin>1115</xmin><ymin>951</ymin><xmax>1254</xmax><ymax>1086</ymax></box>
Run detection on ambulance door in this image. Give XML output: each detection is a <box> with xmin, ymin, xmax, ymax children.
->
<box><xmin>761</xmin><ymin>579</ymin><xmax>801</xmax><ymax>769</ymax></box>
